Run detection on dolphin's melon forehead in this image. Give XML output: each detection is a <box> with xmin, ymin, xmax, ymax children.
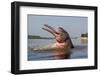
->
<box><xmin>58</xmin><ymin>27</ymin><xmax>67</xmax><ymax>33</ymax></box>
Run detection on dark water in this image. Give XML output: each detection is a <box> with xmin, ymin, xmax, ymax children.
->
<box><xmin>28</xmin><ymin>38</ymin><xmax>88</xmax><ymax>61</ymax></box>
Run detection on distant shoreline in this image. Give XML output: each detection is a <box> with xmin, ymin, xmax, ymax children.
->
<box><xmin>28</xmin><ymin>35</ymin><xmax>54</xmax><ymax>39</ymax></box>
<box><xmin>28</xmin><ymin>35</ymin><xmax>78</xmax><ymax>39</ymax></box>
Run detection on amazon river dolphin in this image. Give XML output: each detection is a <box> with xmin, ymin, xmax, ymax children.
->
<box><xmin>32</xmin><ymin>24</ymin><xmax>74</xmax><ymax>59</ymax></box>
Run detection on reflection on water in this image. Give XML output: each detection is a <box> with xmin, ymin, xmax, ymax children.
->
<box><xmin>81</xmin><ymin>39</ymin><xmax>88</xmax><ymax>44</ymax></box>
<box><xmin>28</xmin><ymin>38</ymin><xmax>88</xmax><ymax>61</ymax></box>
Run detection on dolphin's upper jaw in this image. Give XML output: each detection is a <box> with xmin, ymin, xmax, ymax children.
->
<box><xmin>42</xmin><ymin>26</ymin><xmax>67</xmax><ymax>43</ymax></box>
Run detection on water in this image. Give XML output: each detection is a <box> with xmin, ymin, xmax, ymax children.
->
<box><xmin>28</xmin><ymin>38</ymin><xmax>88</xmax><ymax>61</ymax></box>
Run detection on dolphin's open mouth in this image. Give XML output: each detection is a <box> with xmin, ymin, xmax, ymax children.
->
<box><xmin>42</xmin><ymin>24</ymin><xmax>64</xmax><ymax>35</ymax></box>
<box><xmin>42</xmin><ymin>24</ymin><xmax>74</xmax><ymax>48</ymax></box>
<box><xmin>42</xmin><ymin>24</ymin><xmax>58</xmax><ymax>36</ymax></box>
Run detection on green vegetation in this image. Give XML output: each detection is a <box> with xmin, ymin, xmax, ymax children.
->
<box><xmin>81</xmin><ymin>33</ymin><xmax>88</xmax><ymax>37</ymax></box>
<box><xmin>28</xmin><ymin>35</ymin><xmax>54</xmax><ymax>39</ymax></box>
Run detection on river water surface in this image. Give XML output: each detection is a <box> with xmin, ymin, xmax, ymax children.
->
<box><xmin>28</xmin><ymin>38</ymin><xmax>88</xmax><ymax>61</ymax></box>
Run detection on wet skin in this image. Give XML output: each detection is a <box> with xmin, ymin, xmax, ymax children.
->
<box><xmin>32</xmin><ymin>24</ymin><xmax>74</xmax><ymax>59</ymax></box>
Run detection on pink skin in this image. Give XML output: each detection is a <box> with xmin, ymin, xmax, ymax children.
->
<box><xmin>42</xmin><ymin>24</ymin><xmax>70</xmax><ymax>43</ymax></box>
<box><xmin>33</xmin><ymin>24</ymin><xmax>74</xmax><ymax>59</ymax></box>
<box><xmin>42</xmin><ymin>24</ymin><xmax>74</xmax><ymax>59</ymax></box>
<box><xmin>55</xmin><ymin>27</ymin><xmax>67</xmax><ymax>43</ymax></box>
<box><xmin>42</xmin><ymin>25</ymin><xmax>66</xmax><ymax>43</ymax></box>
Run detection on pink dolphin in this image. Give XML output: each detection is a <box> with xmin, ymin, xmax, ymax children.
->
<box><xmin>32</xmin><ymin>24</ymin><xmax>74</xmax><ymax>59</ymax></box>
